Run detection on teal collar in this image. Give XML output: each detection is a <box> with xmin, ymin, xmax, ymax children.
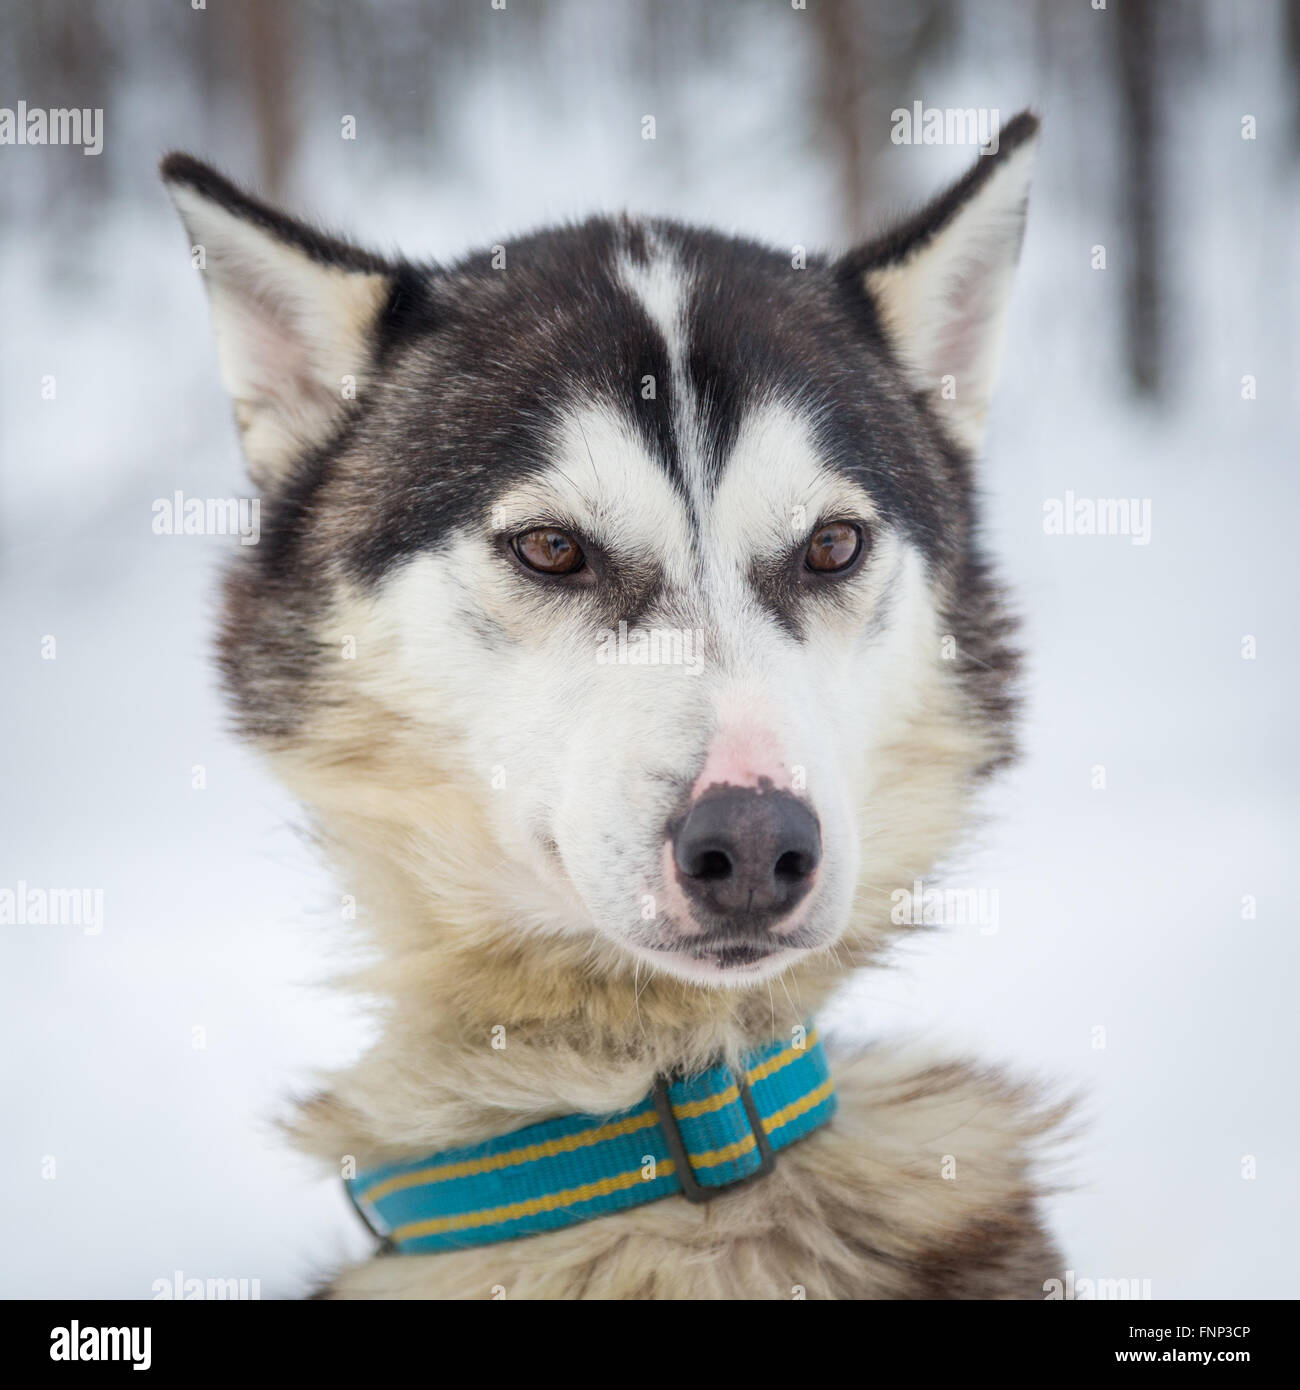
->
<box><xmin>345</xmin><ymin>1027</ymin><xmax>836</xmax><ymax>1253</ymax></box>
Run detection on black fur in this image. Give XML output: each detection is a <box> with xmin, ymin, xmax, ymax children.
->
<box><xmin>160</xmin><ymin>152</ymin><xmax>397</xmax><ymax>276</ymax></box>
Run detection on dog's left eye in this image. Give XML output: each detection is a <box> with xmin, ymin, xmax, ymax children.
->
<box><xmin>804</xmin><ymin>521</ymin><xmax>865</xmax><ymax>575</ymax></box>
<box><xmin>512</xmin><ymin>527</ymin><xmax>587</xmax><ymax>576</ymax></box>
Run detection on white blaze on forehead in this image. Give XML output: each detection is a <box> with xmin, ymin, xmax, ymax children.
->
<box><xmin>614</xmin><ymin>235</ymin><xmax>710</xmax><ymax>508</ymax></box>
<box><xmin>492</xmin><ymin>403</ymin><xmax>694</xmax><ymax>560</ymax></box>
<box><xmin>614</xmin><ymin>239</ymin><xmax>689</xmax><ymax>376</ymax></box>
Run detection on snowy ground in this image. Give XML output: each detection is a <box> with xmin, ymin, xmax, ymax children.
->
<box><xmin>3</xmin><ymin>8</ymin><xmax>1297</xmax><ymax>1298</ymax></box>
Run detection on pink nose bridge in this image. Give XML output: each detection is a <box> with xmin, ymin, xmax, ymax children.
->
<box><xmin>690</xmin><ymin>723</ymin><xmax>793</xmax><ymax>800</ymax></box>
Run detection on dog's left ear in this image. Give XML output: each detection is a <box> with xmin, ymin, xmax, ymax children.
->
<box><xmin>161</xmin><ymin>154</ymin><xmax>399</xmax><ymax>487</ymax></box>
<box><xmin>840</xmin><ymin>111</ymin><xmax>1040</xmax><ymax>452</ymax></box>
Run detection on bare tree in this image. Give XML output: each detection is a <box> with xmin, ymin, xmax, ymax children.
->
<box><xmin>239</xmin><ymin>0</ymin><xmax>296</xmax><ymax>199</ymax></box>
<box><xmin>1115</xmin><ymin>0</ymin><xmax>1163</xmax><ymax>397</ymax></box>
<box><xmin>809</xmin><ymin>0</ymin><xmax>957</xmax><ymax>241</ymax></box>
<box><xmin>810</xmin><ymin>0</ymin><xmax>868</xmax><ymax>240</ymax></box>
<box><xmin>1287</xmin><ymin>0</ymin><xmax>1300</xmax><ymax>154</ymax></box>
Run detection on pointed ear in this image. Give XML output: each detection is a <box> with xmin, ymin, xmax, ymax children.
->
<box><xmin>161</xmin><ymin>154</ymin><xmax>398</xmax><ymax>486</ymax></box>
<box><xmin>840</xmin><ymin>111</ymin><xmax>1040</xmax><ymax>452</ymax></box>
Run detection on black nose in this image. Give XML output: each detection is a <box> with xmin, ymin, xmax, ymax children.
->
<box><xmin>672</xmin><ymin>788</ymin><xmax>821</xmax><ymax>928</ymax></box>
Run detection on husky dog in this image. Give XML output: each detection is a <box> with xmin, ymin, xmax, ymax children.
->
<box><xmin>163</xmin><ymin>109</ymin><xmax>1066</xmax><ymax>1299</ymax></box>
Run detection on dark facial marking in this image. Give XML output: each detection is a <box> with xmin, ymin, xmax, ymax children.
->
<box><xmin>200</xmin><ymin>195</ymin><xmax>1015</xmax><ymax>757</ymax></box>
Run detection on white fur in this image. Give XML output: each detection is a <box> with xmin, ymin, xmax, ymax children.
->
<box><xmin>336</xmin><ymin>392</ymin><xmax>936</xmax><ymax>989</ymax></box>
<box><xmin>165</xmin><ymin>183</ymin><xmax>388</xmax><ymax>483</ymax></box>
<box><xmin>866</xmin><ymin>136</ymin><xmax>1037</xmax><ymax>450</ymax></box>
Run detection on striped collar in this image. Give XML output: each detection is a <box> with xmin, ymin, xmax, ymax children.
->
<box><xmin>345</xmin><ymin>1027</ymin><xmax>836</xmax><ymax>1253</ymax></box>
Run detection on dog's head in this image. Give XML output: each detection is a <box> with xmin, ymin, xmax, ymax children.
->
<box><xmin>163</xmin><ymin>116</ymin><xmax>1035</xmax><ymax>993</ymax></box>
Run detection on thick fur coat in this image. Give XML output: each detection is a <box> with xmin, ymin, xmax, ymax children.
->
<box><xmin>163</xmin><ymin>110</ymin><xmax>1067</xmax><ymax>1299</ymax></box>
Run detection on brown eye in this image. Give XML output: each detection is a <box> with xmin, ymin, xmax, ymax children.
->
<box><xmin>804</xmin><ymin>521</ymin><xmax>864</xmax><ymax>574</ymax></box>
<box><xmin>513</xmin><ymin>527</ymin><xmax>586</xmax><ymax>576</ymax></box>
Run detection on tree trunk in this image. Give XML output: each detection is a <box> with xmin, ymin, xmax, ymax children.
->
<box><xmin>1115</xmin><ymin>0</ymin><xmax>1163</xmax><ymax>397</ymax></box>
<box><xmin>240</xmin><ymin>0</ymin><xmax>296</xmax><ymax>199</ymax></box>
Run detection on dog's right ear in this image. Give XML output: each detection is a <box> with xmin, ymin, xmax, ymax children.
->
<box><xmin>161</xmin><ymin>154</ymin><xmax>399</xmax><ymax>487</ymax></box>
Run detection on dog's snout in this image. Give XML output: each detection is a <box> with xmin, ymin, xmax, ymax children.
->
<box><xmin>672</xmin><ymin>788</ymin><xmax>821</xmax><ymax>926</ymax></box>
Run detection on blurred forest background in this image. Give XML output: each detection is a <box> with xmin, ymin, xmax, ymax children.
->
<box><xmin>3</xmin><ymin>0</ymin><xmax>1298</xmax><ymax>1298</ymax></box>
<box><xmin>3</xmin><ymin>0</ymin><xmax>1299</xmax><ymax>398</ymax></box>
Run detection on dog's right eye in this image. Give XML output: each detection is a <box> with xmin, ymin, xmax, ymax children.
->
<box><xmin>512</xmin><ymin>527</ymin><xmax>587</xmax><ymax>576</ymax></box>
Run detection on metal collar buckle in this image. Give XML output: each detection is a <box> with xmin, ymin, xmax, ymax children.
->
<box><xmin>651</xmin><ymin>1067</ymin><xmax>776</xmax><ymax>1203</ymax></box>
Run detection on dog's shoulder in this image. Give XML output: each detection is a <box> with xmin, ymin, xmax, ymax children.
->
<box><xmin>779</xmin><ymin>1041</ymin><xmax>1073</xmax><ymax>1297</ymax></box>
